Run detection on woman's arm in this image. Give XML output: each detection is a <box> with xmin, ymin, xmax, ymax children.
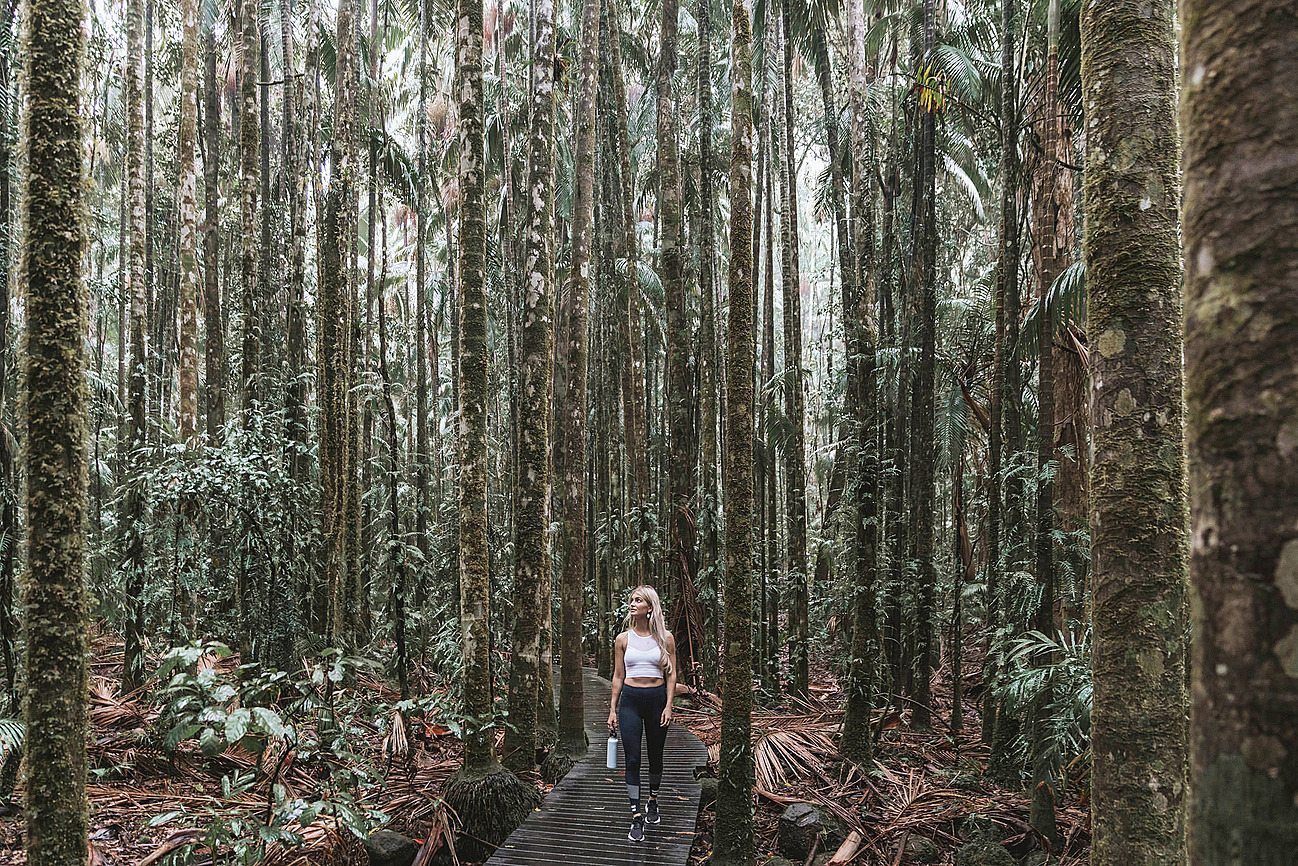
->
<box><xmin>607</xmin><ymin>633</ymin><xmax>626</xmax><ymax>730</ymax></box>
<box><xmin>662</xmin><ymin>633</ymin><xmax>678</xmax><ymax>726</ymax></box>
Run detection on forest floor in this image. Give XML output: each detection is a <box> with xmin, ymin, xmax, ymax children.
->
<box><xmin>0</xmin><ymin>631</ymin><xmax>1090</xmax><ymax>866</ymax></box>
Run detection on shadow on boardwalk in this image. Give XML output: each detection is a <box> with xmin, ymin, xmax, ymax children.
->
<box><xmin>487</xmin><ymin>668</ymin><xmax>709</xmax><ymax>866</ymax></box>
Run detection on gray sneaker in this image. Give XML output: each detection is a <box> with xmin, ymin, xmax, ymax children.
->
<box><xmin>646</xmin><ymin>797</ymin><xmax>661</xmax><ymax>824</ymax></box>
<box><xmin>629</xmin><ymin>812</ymin><xmax>645</xmax><ymax>842</ymax></box>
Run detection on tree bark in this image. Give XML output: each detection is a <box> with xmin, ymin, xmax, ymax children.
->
<box><xmin>715</xmin><ymin>0</ymin><xmax>755</xmax><ymax>857</ymax></box>
<box><xmin>659</xmin><ymin>0</ymin><xmax>700</xmax><ymax>686</ymax></box>
<box><xmin>776</xmin><ymin>0</ymin><xmax>808</xmax><ymax>697</ymax></box>
<box><xmin>202</xmin><ymin>20</ymin><xmax>224</xmax><ymax>442</ymax></box>
<box><xmin>1183</xmin><ymin>0</ymin><xmax>1298</xmax><ymax>861</ymax></box>
<box><xmin>1083</xmin><ymin>0</ymin><xmax>1188</xmax><ymax>853</ymax></box>
<box><xmin>909</xmin><ymin>0</ymin><xmax>938</xmax><ymax>730</ymax></box>
<box><xmin>554</xmin><ymin>0</ymin><xmax>600</xmax><ymax>771</ymax></box>
<box><xmin>121</xmin><ymin>0</ymin><xmax>148</xmax><ymax>693</ymax></box>
<box><xmin>503</xmin><ymin>0</ymin><xmax>556</xmax><ymax>773</ymax></box>
<box><xmin>840</xmin><ymin>0</ymin><xmax>878</xmax><ymax>765</ymax></box>
<box><xmin>21</xmin><ymin>0</ymin><xmax>89</xmax><ymax>855</ymax></box>
<box><xmin>322</xmin><ymin>0</ymin><xmax>359</xmax><ymax>645</ymax></box>
<box><xmin>177</xmin><ymin>0</ymin><xmax>199</xmax><ymax>447</ymax></box>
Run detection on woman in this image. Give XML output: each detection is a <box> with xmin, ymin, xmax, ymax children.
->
<box><xmin>607</xmin><ymin>585</ymin><xmax>678</xmax><ymax>842</ymax></box>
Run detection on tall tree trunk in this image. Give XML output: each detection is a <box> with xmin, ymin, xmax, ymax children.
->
<box><xmin>776</xmin><ymin>0</ymin><xmax>808</xmax><ymax>697</ymax></box>
<box><xmin>203</xmin><ymin>21</ymin><xmax>224</xmax><ymax>442</ymax></box>
<box><xmin>695</xmin><ymin>0</ymin><xmax>720</xmax><ymax>690</ymax></box>
<box><xmin>413</xmin><ymin>0</ymin><xmax>430</xmax><ymax>617</ymax></box>
<box><xmin>715</xmin><ymin>0</ymin><xmax>755</xmax><ymax>857</ymax></box>
<box><xmin>322</xmin><ymin>0</ymin><xmax>359</xmax><ymax>645</ymax></box>
<box><xmin>455</xmin><ymin>0</ymin><xmax>496</xmax><ymax>772</ymax></box>
<box><xmin>909</xmin><ymin>0</ymin><xmax>938</xmax><ymax>730</ymax></box>
<box><xmin>375</xmin><ymin>195</ymin><xmax>408</xmax><ymax>699</ymax></box>
<box><xmin>840</xmin><ymin>0</ymin><xmax>878</xmax><ymax>765</ymax></box>
<box><xmin>502</xmin><ymin>0</ymin><xmax>556</xmax><ymax>773</ymax></box>
<box><xmin>178</xmin><ymin>0</ymin><xmax>199</xmax><ymax>447</ymax></box>
<box><xmin>283</xmin><ymin>0</ymin><xmax>307</xmax><ymax>484</ymax></box>
<box><xmin>1183</xmin><ymin>1</ymin><xmax>1298</xmax><ymax>861</ymax></box>
<box><xmin>1083</xmin><ymin>0</ymin><xmax>1188</xmax><ymax>853</ymax></box>
<box><xmin>442</xmin><ymin>0</ymin><xmax>540</xmax><ymax>844</ymax></box>
<box><xmin>983</xmin><ymin>0</ymin><xmax>1015</xmax><ymax>751</ymax></box>
<box><xmin>658</xmin><ymin>0</ymin><xmax>699</xmax><ymax>686</ymax></box>
<box><xmin>1028</xmin><ymin>0</ymin><xmax>1062</xmax><ymax>806</ymax></box>
<box><xmin>550</xmin><ymin>0</ymin><xmax>599</xmax><ymax>778</ymax></box>
<box><xmin>21</xmin><ymin>0</ymin><xmax>89</xmax><ymax>855</ymax></box>
<box><xmin>121</xmin><ymin>0</ymin><xmax>148</xmax><ymax>693</ymax></box>
<box><xmin>606</xmin><ymin>0</ymin><xmax>649</xmax><ymax>584</ymax></box>
<box><xmin>238</xmin><ymin>0</ymin><xmax>259</xmax><ymax>420</ymax></box>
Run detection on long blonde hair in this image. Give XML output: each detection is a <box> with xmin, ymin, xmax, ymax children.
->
<box><xmin>622</xmin><ymin>585</ymin><xmax>672</xmax><ymax>677</ymax></box>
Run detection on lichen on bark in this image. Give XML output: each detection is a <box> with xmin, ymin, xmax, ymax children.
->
<box><xmin>1182</xmin><ymin>0</ymin><xmax>1298</xmax><ymax>860</ymax></box>
<box><xmin>20</xmin><ymin>0</ymin><xmax>90</xmax><ymax>855</ymax></box>
<box><xmin>1083</xmin><ymin>0</ymin><xmax>1189</xmax><ymax>856</ymax></box>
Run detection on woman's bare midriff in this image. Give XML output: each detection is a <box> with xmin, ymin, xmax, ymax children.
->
<box><xmin>626</xmin><ymin>677</ymin><xmax>665</xmax><ymax>687</ymax></box>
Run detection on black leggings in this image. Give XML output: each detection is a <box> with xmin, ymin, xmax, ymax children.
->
<box><xmin>617</xmin><ymin>683</ymin><xmax>668</xmax><ymax>811</ymax></box>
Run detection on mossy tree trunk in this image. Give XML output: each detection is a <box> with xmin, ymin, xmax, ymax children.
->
<box><xmin>715</xmin><ymin>0</ymin><xmax>755</xmax><ymax>857</ymax></box>
<box><xmin>21</xmin><ymin>0</ymin><xmax>90</xmax><ymax>854</ymax></box>
<box><xmin>840</xmin><ymin>0</ymin><xmax>878</xmax><ymax>766</ymax></box>
<box><xmin>502</xmin><ymin>0</ymin><xmax>556</xmax><ymax>774</ymax></box>
<box><xmin>238</xmin><ymin>0</ymin><xmax>259</xmax><ymax>421</ymax></box>
<box><xmin>659</xmin><ymin>0</ymin><xmax>700</xmax><ymax>686</ymax></box>
<box><xmin>202</xmin><ymin>20</ymin><xmax>224</xmax><ymax>443</ymax></box>
<box><xmin>1183</xmin><ymin>0</ymin><xmax>1298</xmax><ymax>860</ymax></box>
<box><xmin>1083</xmin><ymin>0</ymin><xmax>1188</xmax><ymax>853</ymax></box>
<box><xmin>551</xmin><ymin>0</ymin><xmax>599</xmax><ymax>778</ymax></box>
<box><xmin>121</xmin><ymin>0</ymin><xmax>148</xmax><ymax>693</ymax></box>
<box><xmin>443</xmin><ymin>0</ymin><xmax>540</xmax><ymax>845</ymax></box>
<box><xmin>177</xmin><ymin>0</ymin><xmax>198</xmax><ymax>448</ymax></box>
<box><xmin>321</xmin><ymin>0</ymin><xmax>358</xmax><ymax>646</ymax></box>
<box><xmin>908</xmin><ymin>0</ymin><xmax>938</xmax><ymax>730</ymax></box>
<box><xmin>695</xmin><ymin>0</ymin><xmax>720</xmax><ymax>690</ymax></box>
<box><xmin>606</xmin><ymin>0</ymin><xmax>649</xmax><ymax>584</ymax></box>
<box><xmin>776</xmin><ymin>0</ymin><xmax>808</xmax><ymax>698</ymax></box>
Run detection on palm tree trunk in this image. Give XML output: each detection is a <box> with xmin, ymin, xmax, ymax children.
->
<box><xmin>1184</xmin><ymin>2</ymin><xmax>1298</xmax><ymax>860</ymax></box>
<box><xmin>21</xmin><ymin>0</ymin><xmax>89</xmax><ymax>855</ymax></box>
<box><xmin>552</xmin><ymin>0</ymin><xmax>600</xmax><ymax>776</ymax></box>
<box><xmin>121</xmin><ymin>0</ymin><xmax>148</xmax><ymax>693</ymax></box>
<box><xmin>715</xmin><ymin>0</ymin><xmax>755</xmax><ymax>858</ymax></box>
<box><xmin>178</xmin><ymin>0</ymin><xmax>199</xmax><ymax>448</ymax></box>
<box><xmin>776</xmin><ymin>0</ymin><xmax>809</xmax><ymax>697</ymax></box>
<box><xmin>840</xmin><ymin>0</ymin><xmax>878</xmax><ymax>765</ymax></box>
<box><xmin>1083</xmin><ymin>0</ymin><xmax>1187</xmax><ymax>852</ymax></box>
<box><xmin>502</xmin><ymin>0</ymin><xmax>557</xmax><ymax>773</ymax></box>
<box><xmin>203</xmin><ymin>21</ymin><xmax>224</xmax><ymax>442</ymax></box>
<box><xmin>605</xmin><ymin>0</ymin><xmax>650</xmax><ymax>581</ymax></box>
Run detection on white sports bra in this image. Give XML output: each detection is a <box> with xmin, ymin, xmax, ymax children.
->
<box><xmin>624</xmin><ymin>631</ymin><xmax>664</xmax><ymax>679</ymax></box>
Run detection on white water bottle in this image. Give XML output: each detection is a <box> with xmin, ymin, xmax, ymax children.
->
<box><xmin>606</xmin><ymin>731</ymin><xmax>619</xmax><ymax>769</ymax></box>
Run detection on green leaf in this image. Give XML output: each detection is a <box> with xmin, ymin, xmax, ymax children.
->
<box><xmin>200</xmin><ymin>726</ymin><xmax>223</xmax><ymax>757</ymax></box>
<box><xmin>225</xmin><ymin>708</ymin><xmax>251</xmax><ymax>744</ymax></box>
<box><xmin>252</xmin><ymin>707</ymin><xmax>286</xmax><ymax>739</ymax></box>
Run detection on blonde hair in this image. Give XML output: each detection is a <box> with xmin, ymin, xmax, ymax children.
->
<box><xmin>622</xmin><ymin>585</ymin><xmax>673</xmax><ymax>677</ymax></box>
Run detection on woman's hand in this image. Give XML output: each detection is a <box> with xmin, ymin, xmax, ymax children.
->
<box><xmin>607</xmin><ymin>711</ymin><xmax>617</xmax><ymax>732</ymax></box>
<box><xmin>660</xmin><ymin>706</ymin><xmax>673</xmax><ymax>727</ymax></box>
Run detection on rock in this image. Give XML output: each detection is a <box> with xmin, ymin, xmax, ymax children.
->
<box><xmin>764</xmin><ymin>859</ymin><xmax>798</xmax><ymax>866</ymax></box>
<box><xmin>1023</xmin><ymin>851</ymin><xmax>1049</xmax><ymax>866</ymax></box>
<box><xmin>954</xmin><ymin>840</ymin><xmax>1016</xmax><ymax>866</ymax></box>
<box><xmin>365</xmin><ymin>830</ymin><xmax>420</xmax><ymax>866</ymax></box>
<box><xmin>777</xmin><ymin>803</ymin><xmax>824</xmax><ymax>861</ymax></box>
<box><xmin>699</xmin><ymin>776</ymin><xmax>718</xmax><ymax>809</ymax></box>
<box><xmin>904</xmin><ymin>835</ymin><xmax>940</xmax><ymax>864</ymax></box>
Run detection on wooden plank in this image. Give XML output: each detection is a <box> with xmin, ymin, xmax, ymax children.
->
<box><xmin>484</xmin><ymin>669</ymin><xmax>708</xmax><ymax>866</ymax></box>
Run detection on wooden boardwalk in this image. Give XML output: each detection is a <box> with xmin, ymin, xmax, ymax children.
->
<box><xmin>487</xmin><ymin>668</ymin><xmax>710</xmax><ymax>866</ymax></box>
